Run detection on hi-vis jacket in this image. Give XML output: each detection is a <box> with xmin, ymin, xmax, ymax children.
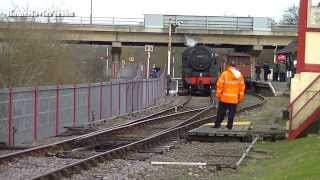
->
<box><xmin>216</xmin><ymin>67</ymin><xmax>245</xmax><ymax>104</ymax></box>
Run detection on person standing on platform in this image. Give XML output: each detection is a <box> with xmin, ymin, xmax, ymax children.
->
<box><xmin>166</xmin><ymin>75</ymin><xmax>171</xmax><ymax>95</ymax></box>
<box><xmin>213</xmin><ymin>61</ymin><xmax>245</xmax><ymax>130</ymax></box>
<box><xmin>255</xmin><ymin>64</ymin><xmax>261</xmax><ymax>81</ymax></box>
<box><xmin>151</xmin><ymin>64</ymin><xmax>156</xmax><ymax>78</ymax></box>
<box><xmin>272</xmin><ymin>62</ymin><xmax>279</xmax><ymax>81</ymax></box>
<box><xmin>155</xmin><ymin>66</ymin><xmax>161</xmax><ymax>78</ymax></box>
<box><xmin>279</xmin><ymin>61</ymin><xmax>287</xmax><ymax>82</ymax></box>
<box><xmin>263</xmin><ymin>63</ymin><xmax>270</xmax><ymax>81</ymax></box>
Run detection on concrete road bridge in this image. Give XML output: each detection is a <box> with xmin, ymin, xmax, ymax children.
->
<box><xmin>0</xmin><ymin>14</ymin><xmax>297</xmax><ymax>49</ymax></box>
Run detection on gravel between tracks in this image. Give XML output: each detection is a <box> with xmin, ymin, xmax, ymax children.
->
<box><xmin>0</xmin><ymin>157</ymin><xmax>78</xmax><ymax>180</ymax></box>
<box><xmin>0</xmin><ymin>96</ymin><xmax>212</xmax><ymax>179</ymax></box>
<box><xmin>66</xmin><ymin>95</ymin><xmax>287</xmax><ymax>180</ymax></box>
<box><xmin>69</xmin><ymin>141</ymin><xmax>248</xmax><ymax>180</ymax></box>
<box><xmin>1</xmin><ymin>95</ymin><xmax>284</xmax><ymax>179</ymax></box>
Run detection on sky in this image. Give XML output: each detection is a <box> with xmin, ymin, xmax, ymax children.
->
<box><xmin>0</xmin><ymin>0</ymin><xmax>299</xmax><ymax>21</ymax></box>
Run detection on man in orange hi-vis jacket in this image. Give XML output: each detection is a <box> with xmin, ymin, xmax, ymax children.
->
<box><xmin>213</xmin><ymin>61</ymin><xmax>245</xmax><ymax>130</ymax></box>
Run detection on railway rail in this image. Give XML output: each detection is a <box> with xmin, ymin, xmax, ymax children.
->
<box><xmin>0</xmin><ymin>96</ymin><xmax>195</xmax><ymax>164</ymax></box>
<box><xmin>0</xmin><ymin>94</ymin><xmax>265</xmax><ymax>179</ymax></box>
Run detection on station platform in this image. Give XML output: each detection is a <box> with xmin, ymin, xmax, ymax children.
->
<box><xmin>188</xmin><ymin>120</ymin><xmax>286</xmax><ymax>142</ymax></box>
<box><xmin>252</xmin><ymin>81</ymin><xmax>289</xmax><ymax>96</ymax></box>
<box><xmin>188</xmin><ymin>121</ymin><xmax>253</xmax><ymax>142</ymax></box>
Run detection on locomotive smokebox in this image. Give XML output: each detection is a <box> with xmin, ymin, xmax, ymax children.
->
<box><xmin>182</xmin><ymin>45</ymin><xmax>219</xmax><ymax>95</ymax></box>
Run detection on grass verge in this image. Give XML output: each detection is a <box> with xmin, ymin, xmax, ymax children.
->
<box><xmin>224</xmin><ymin>135</ymin><xmax>320</xmax><ymax>180</ymax></box>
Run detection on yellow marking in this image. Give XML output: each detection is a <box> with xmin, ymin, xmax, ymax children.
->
<box><xmin>206</xmin><ymin>121</ymin><xmax>251</xmax><ymax>126</ymax></box>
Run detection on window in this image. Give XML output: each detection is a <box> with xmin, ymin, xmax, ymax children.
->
<box><xmin>308</xmin><ymin>0</ymin><xmax>320</xmax><ymax>27</ymax></box>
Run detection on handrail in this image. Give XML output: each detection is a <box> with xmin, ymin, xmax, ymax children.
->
<box><xmin>288</xmin><ymin>75</ymin><xmax>320</xmax><ymax>109</ymax></box>
<box><xmin>289</xmin><ymin>75</ymin><xmax>320</xmax><ymax>131</ymax></box>
<box><xmin>290</xmin><ymin>91</ymin><xmax>320</xmax><ymax>128</ymax></box>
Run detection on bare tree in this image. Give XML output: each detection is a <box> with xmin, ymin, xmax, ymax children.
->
<box><xmin>0</xmin><ymin>19</ymin><xmax>80</xmax><ymax>88</ymax></box>
<box><xmin>280</xmin><ymin>5</ymin><xmax>299</xmax><ymax>25</ymax></box>
<box><xmin>310</xmin><ymin>2</ymin><xmax>320</xmax><ymax>26</ymax></box>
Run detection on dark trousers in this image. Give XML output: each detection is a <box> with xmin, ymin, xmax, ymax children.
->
<box><xmin>264</xmin><ymin>72</ymin><xmax>269</xmax><ymax>81</ymax></box>
<box><xmin>214</xmin><ymin>102</ymin><xmax>237</xmax><ymax>129</ymax></box>
<box><xmin>255</xmin><ymin>73</ymin><xmax>261</xmax><ymax>81</ymax></box>
<box><xmin>279</xmin><ymin>73</ymin><xmax>286</xmax><ymax>82</ymax></box>
<box><xmin>273</xmin><ymin>73</ymin><xmax>278</xmax><ymax>81</ymax></box>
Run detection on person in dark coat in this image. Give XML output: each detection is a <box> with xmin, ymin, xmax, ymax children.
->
<box><xmin>255</xmin><ymin>64</ymin><xmax>261</xmax><ymax>81</ymax></box>
<box><xmin>278</xmin><ymin>62</ymin><xmax>287</xmax><ymax>82</ymax></box>
<box><xmin>155</xmin><ymin>67</ymin><xmax>161</xmax><ymax>78</ymax></box>
<box><xmin>263</xmin><ymin>63</ymin><xmax>270</xmax><ymax>81</ymax></box>
<box><xmin>166</xmin><ymin>75</ymin><xmax>171</xmax><ymax>95</ymax></box>
<box><xmin>272</xmin><ymin>63</ymin><xmax>279</xmax><ymax>81</ymax></box>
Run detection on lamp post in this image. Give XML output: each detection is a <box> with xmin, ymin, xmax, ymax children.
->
<box><xmin>145</xmin><ymin>45</ymin><xmax>154</xmax><ymax>79</ymax></box>
<box><xmin>167</xmin><ymin>19</ymin><xmax>182</xmax><ymax>77</ymax></box>
<box><xmin>106</xmin><ymin>47</ymin><xmax>109</xmax><ymax>79</ymax></box>
<box><xmin>90</xmin><ymin>0</ymin><xmax>93</xmax><ymax>24</ymax></box>
<box><xmin>172</xmin><ymin>50</ymin><xmax>175</xmax><ymax>78</ymax></box>
<box><xmin>273</xmin><ymin>45</ymin><xmax>278</xmax><ymax>63</ymax></box>
<box><xmin>167</xmin><ymin>22</ymin><xmax>172</xmax><ymax>76</ymax></box>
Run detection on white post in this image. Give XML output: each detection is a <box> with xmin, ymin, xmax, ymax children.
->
<box><xmin>147</xmin><ymin>51</ymin><xmax>151</xmax><ymax>79</ymax></box>
<box><xmin>273</xmin><ymin>45</ymin><xmax>278</xmax><ymax>63</ymax></box>
<box><xmin>167</xmin><ymin>23</ymin><xmax>172</xmax><ymax>76</ymax></box>
<box><xmin>172</xmin><ymin>54</ymin><xmax>175</xmax><ymax>79</ymax></box>
<box><xmin>106</xmin><ymin>47</ymin><xmax>109</xmax><ymax>79</ymax></box>
<box><xmin>90</xmin><ymin>0</ymin><xmax>93</xmax><ymax>24</ymax></box>
<box><xmin>106</xmin><ymin>59</ymin><xmax>109</xmax><ymax>79</ymax></box>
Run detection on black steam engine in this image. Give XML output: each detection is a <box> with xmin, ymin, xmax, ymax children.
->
<box><xmin>182</xmin><ymin>45</ymin><xmax>220</xmax><ymax>94</ymax></box>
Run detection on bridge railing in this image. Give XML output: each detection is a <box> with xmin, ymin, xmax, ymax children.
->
<box><xmin>0</xmin><ymin>15</ymin><xmax>297</xmax><ymax>32</ymax></box>
<box><xmin>271</xmin><ymin>24</ymin><xmax>297</xmax><ymax>32</ymax></box>
<box><xmin>0</xmin><ymin>16</ymin><xmax>145</xmax><ymax>26</ymax></box>
<box><xmin>164</xmin><ymin>15</ymin><xmax>254</xmax><ymax>31</ymax></box>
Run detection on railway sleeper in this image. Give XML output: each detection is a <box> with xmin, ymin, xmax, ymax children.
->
<box><xmin>80</xmin><ymin>162</ymin><xmax>91</xmax><ymax>170</ymax></box>
<box><xmin>46</xmin><ymin>173</ymin><xmax>60</xmax><ymax>180</ymax></box>
<box><xmin>94</xmin><ymin>141</ymin><xmax>133</xmax><ymax>152</ymax></box>
<box><xmin>60</xmin><ymin>169</ymin><xmax>71</xmax><ymax>178</ymax></box>
<box><xmin>125</xmin><ymin>153</ymin><xmax>153</xmax><ymax>161</ymax></box>
<box><xmin>55</xmin><ymin>151</ymin><xmax>87</xmax><ymax>159</ymax></box>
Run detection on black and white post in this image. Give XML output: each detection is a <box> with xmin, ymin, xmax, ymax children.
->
<box><xmin>145</xmin><ymin>45</ymin><xmax>154</xmax><ymax>79</ymax></box>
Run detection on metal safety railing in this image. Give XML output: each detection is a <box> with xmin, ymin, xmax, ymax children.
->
<box><xmin>0</xmin><ymin>77</ymin><xmax>167</xmax><ymax>145</ymax></box>
<box><xmin>0</xmin><ymin>15</ymin><xmax>297</xmax><ymax>32</ymax></box>
<box><xmin>288</xmin><ymin>75</ymin><xmax>320</xmax><ymax>139</ymax></box>
<box><xmin>0</xmin><ymin>16</ymin><xmax>145</xmax><ymax>26</ymax></box>
<box><xmin>164</xmin><ymin>15</ymin><xmax>254</xmax><ymax>31</ymax></box>
<box><xmin>271</xmin><ymin>24</ymin><xmax>297</xmax><ymax>32</ymax></box>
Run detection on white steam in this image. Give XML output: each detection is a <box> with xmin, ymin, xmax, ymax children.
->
<box><xmin>185</xmin><ymin>36</ymin><xmax>198</xmax><ymax>47</ymax></box>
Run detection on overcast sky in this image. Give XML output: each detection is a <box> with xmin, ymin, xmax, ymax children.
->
<box><xmin>0</xmin><ymin>0</ymin><xmax>299</xmax><ymax>20</ymax></box>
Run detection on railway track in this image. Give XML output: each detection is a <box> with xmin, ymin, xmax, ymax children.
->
<box><xmin>0</xmin><ymin>94</ymin><xmax>265</xmax><ymax>179</ymax></box>
<box><xmin>0</xmin><ymin>96</ymin><xmax>194</xmax><ymax>164</ymax></box>
<box><xmin>0</xmin><ymin>96</ymin><xmax>210</xmax><ymax>179</ymax></box>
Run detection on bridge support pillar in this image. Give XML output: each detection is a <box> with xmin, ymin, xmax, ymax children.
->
<box><xmin>111</xmin><ymin>42</ymin><xmax>122</xmax><ymax>79</ymax></box>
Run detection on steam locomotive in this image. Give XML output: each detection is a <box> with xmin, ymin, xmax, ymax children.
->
<box><xmin>182</xmin><ymin>45</ymin><xmax>220</xmax><ymax>94</ymax></box>
<box><xmin>181</xmin><ymin>45</ymin><xmax>252</xmax><ymax>95</ymax></box>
